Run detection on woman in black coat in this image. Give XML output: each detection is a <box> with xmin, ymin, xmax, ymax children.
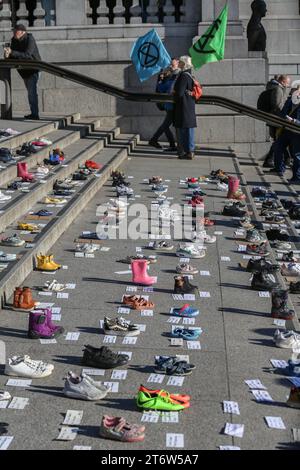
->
<box><xmin>173</xmin><ymin>55</ymin><xmax>197</xmax><ymax>160</ymax></box>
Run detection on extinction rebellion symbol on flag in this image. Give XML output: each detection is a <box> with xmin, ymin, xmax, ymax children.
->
<box><xmin>138</xmin><ymin>42</ymin><xmax>160</xmax><ymax>68</ymax></box>
<box><xmin>192</xmin><ymin>19</ymin><xmax>222</xmax><ymax>55</ymax></box>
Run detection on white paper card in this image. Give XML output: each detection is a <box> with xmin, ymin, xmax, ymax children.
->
<box><xmin>0</xmin><ymin>436</ymin><xmax>14</xmax><ymax>450</ymax></box>
<box><xmin>270</xmin><ymin>359</ymin><xmax>288</xmax><ymax>369</ymax></box>
<box><xmin>141</xmin><ymin>411</ymin><xmax>160</xmax><ymax>423</ymax></box>
<box><xmin>141</xmin><ymin>309</ymin><xmax>153</xmax><ymax>317</ymax></box>
<box><xmin>219</xmin><ymin>446</ymin><xmax>240</xmax><ymax>451</ymax></box>
<box><xmin>224</xmin><ymin>423</ymin><xmax>244</xmax><ymax>438</ymax></box>
<box><xmin>252</xmin><ymin>390</ymin><xmax>273</xmax><ymax>402</ymax></box>
<box><xmin>180</xmin><ymin>258</ymin><xmax>190</xmax><ymax>263</ymax></box>
<box><xmin>52</xmin><ymin>307</ymin><xmax>61</xmax><ymax>314</ymax></box>
<box><xmin>40</xmin><ymin>339</ymin><xmax>57</xmax><ymax>344</ymax></box>
<box><xmin>100</xmin><ymin>247</ymin><xmax>110</xmax><ymax>252</ymax></box>
<box><xmin>238</xmin><ymin>245</ymin><xmax>247</xmax><ymax>252</ymax></box>
<box><xmin>182</xmin><ymin>317</ymin><xmax>195</xmax><ymax>325</ymax></box>
<box><xmin>200</xmin><ymin>271</ymin><xmax>210</xmax><ymax>276</ymax></box>
<box><xmin>221</xmin><ymin>257</ymin><xmax>231</xmax><ymax>262</ymax></box>
<box><xmin>122</xmin><ymin>336</ymin><xmax>137</xmax><ymax>345</ymax></box>
<box><xmin>147</xmin><ymin>374</ymin><xmax>164</xmax><ymax>384</ymax></box>
<box><xmin>135</xmin><ymin>324</ymin><xmax>146</xmax><ymax>332</ymax></box>
<box><xmin>8</xmin><ymin>397</ymin><xmax>29</xmax><ymax>409</ymax></box>
<box><xmin>66</xmin><ymin>284</ymin><xmax>76</xmax><ymax>289</ymax></box>
<box><xmin>184</xmin><ymin>294</ymin><xmax>196</xmax><ymax>301</ymax></box>
<box><xmin>0</xmin><ymin>401</ymin><xmax>10</xmax><ymax>409</ymax></box>
<box><xmin>187</xmin><ymin>341</ymin><xmax>201</xmax><ymax>350</ymax></box>
<box><xmin>166</xmin><ymin>433</ymin><xmax>184</xmax><ymax>448</ymax></box>
<box><xmin>126</xmin><ymin>286</ymin><xmax>137</xmax><ymax>292</ymax></box>
<box><xmin>65</xmin><ymin>332</ymin><xmax>80</xmax><ymax>341</ymax></box>
<box><xmin>52</xmin><ymin>314</ymin><xmax>61</xmax><ymax>321</ymax></box>
<box><xmin>62</xmin><ymin>266</ymin><xmax>68</xmax><ymax>270</ymax></box>
<box><xmin>82</xmin><ymin>368</ymin><xmax>105</xmax><ymax>376</ymax></box>
<box><xmin>73</xmin><ymin>446</ymin><xmax>92</xmax><ymax>450</ymax></box>
<box><xmin>118</xmin><ymin>351</ymin><xmax>133</xmax><ymax>360</ymax></box>
<box><xmin>103</xmin><ymin>382</ymin><xmax>119</xmax><ymax>393</ymax></box>
<box><xmin>57</xmin><ymin>292</ymin><xmax>69</xmax><ymax>299</ymax></box>
<box><xmin>161</xmin><ymin>412</ymin><xmax>179</xmax><ymax>423</ymax></box>
<box><xmin>63</xmin><ymin>410</ymin><xmax>83</xmax><ymax>426</ymax></box>
<box><xmin>259</xmin><ymin>291</ymin><xmax>270</xmax><ymax>298</ymax></box>
<box><xmin>38</xmin><ymin>291</ymin><xmax>53</xmax><ymax>296</ymax></box>
<box><xmin>6</xmin><ymin>379</ymin><xmax>32</xmax><ymax>388</ymax></box>
<box><xmin>170</xmin><ymin>338</ymin><xmax>184</xmax><ymax>347</ymax></box>
<box><xmin>103</xmin><ymin>335</ymin><xmax>117</xmax><ymax>344</ymax></box>
<box><xmin>199</xmin><ymin>291</ymin><xmax>211</xmax><ymax>298</ymax></box>
<box><xmin>111</xmin><ymin>370</ymin><xmax>127</xmax><ymax>380</ymax></box>
<box><xmin>223</xmin><ymin>401</ymin><xmax>240</xmax><ymax>415</ymax></box>
<box><xmin>167</xmin><ymin>376</ymin><xmax>184</xmax><ymax>387</ymax></box>
<box><xmin>265</xmin><ymin>416</ymin><xmax>286</xmax><ymax>430</ymax></box>
<box><xmin>273</xmin><ymin>319</ymin><xmax>286</xmax><ymax>327</ymax></box>
<box><xmin>214</xmin><ymin>231</ymin><xmax>223</xmax><ymax>235</ymax></box>
<box><xmin>143</xmin><ymin>287</ymin><xmax>154</xmax><ymax>293</ymax></box>
<box><xmin>56</xmin><ymin>426</ymin><xmax>79</xmax><ymax>441</ymax></box>
<box><xmin>168</xmin><ymin>316</ymin><xmax>181</xmax><ymax>324</ymax></box>
<box><xmin>75</xmin><ymin>252</ymin><xmax>84</xmax><ymax>258</ymax></box>
<box><xmin>245</xmin><ymin>379</ymin><xmax>266</xmax><ymax>390</ymax></box>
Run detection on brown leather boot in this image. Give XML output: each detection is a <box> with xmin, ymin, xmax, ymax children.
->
<box><xmin>13</xmin><ymin>287</ymin><xmax>23</xmax><ymax>309</ymax></box>
<box><xmin>20</xmin><ymin>287</ymin><xmax>36</xmax><ymax>310</ymax></box>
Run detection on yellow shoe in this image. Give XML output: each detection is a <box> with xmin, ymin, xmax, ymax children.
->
<box><xmin>36</xmin><ymin>253</ymin><xmax>58</xmax><ymax>271</ymax></box>
<box><xmin>18</xmin><ymin>222</ymin><xmax>39</xmax><ymax>232</ymax></box>
<box><xmin>47</xmin><ymin>254</ymin><xmax>61</xmax><ymax>270</ymax></box>
<box><xmin>43</xmin><ymin>197</ymin><xmax>67</xmax><ymax>204</ymax></box>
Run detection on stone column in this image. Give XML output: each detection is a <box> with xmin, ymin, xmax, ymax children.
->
<box><xmin>56</xmin><ymin>0</ymin><xmax>87</xmax><ymax>25</ymax></box>
<box><xmin>201</xmin><ymin>0</ymin><xmax>243</xmax><ymax>36</ymax></box>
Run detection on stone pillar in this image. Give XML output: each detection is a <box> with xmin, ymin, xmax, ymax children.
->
<box><xmin>201</xmin><ymin>0</ymin><xmax>243</xmax><ymax>36</ymax></box>
<box><xmin>56</xmin><ymin>0</ymin><xmax>87</xmax><ymax>25</ymax></box>
<box><xmin>0</xmin><ymin>1</ymin><xmax>12</xmax><ymax>29</ymax></box>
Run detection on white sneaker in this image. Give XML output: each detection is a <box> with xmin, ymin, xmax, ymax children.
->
<box><xmin>176</xmin><ymin>244</ymin><xmax>205</xmax><ymax>259</ymax></box>
<box><xmin>43</xmin><ymin>280</ymin><xmax>66</xmax><ymax>291</ymax></box>
<box><xmin>0</xmin><ymin>191</ymin><xmax>12</xmax><ymax>202</ymax></box>
<box><xmin>5</xmin><ymin>355</ymin><xmax>54</xmax><ymax>378</ymax></box>
<box><xmin>275</xmin><ymin>242</ymin><xmax>293</xmax><ymax>251</ymax></box>
<box><xmin>216</xmin><ymin>182</ymin><xmax>228</xmax><ymax>191</ymax></box>
<box><xmin>281</xmin><ymin>263</ymin><xmax>300</xmax><ymax>277</ymax></box>
<box><xmin>0</xmin><ymin>253</ymin><xmax>17</xmax><ymax>262</ymax></box>
<box><xmin>75</xmin><ymin>243</ymin><xmax>99</xmax><ymax>253</ymax></box>
<box><xmin>0</xmin><ymin>391</ymin><xmax>11</xmax><ymax>401</ymax></box>
<box><xmin>159</xmin><ymin>207</ymin><xmax>180</xmax><ymax>221</ymax></box>
<box><xmin>109</xmin><ymin>198</ymin><xmax>128</xmax><ymax>208</ymax></box>
<box><xmin>275</xmin><ymin>331</ymin><xmax>300</xmax><ymax>349</ymax></box>
<box><xmin>191</xmin><ymin>230</ymin><xmax>216</xmax><ymax>244</ymax></box>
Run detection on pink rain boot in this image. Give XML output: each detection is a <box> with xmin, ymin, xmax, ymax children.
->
<box><xmin>44</xmin><ymin>307</ymin><xmax>64</xmax><ymax>336</ymax></box>
<box><xmin>17</xmin><ymin>162</ymin><xmax>35</xmax><ymax>182</ymax></box>
<box><xmin>131</xmin><ymin>259</ymin><xmax>156</xmax><ymax>286</ymax></box>
<box><xmin>227</xmin><ymin>176</ymin><xmax>245</xmax><ymax>200</ymax></box>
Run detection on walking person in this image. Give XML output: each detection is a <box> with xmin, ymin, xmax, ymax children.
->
<box><xmin>173</xmin><ymin>56</ymin><xmax>197</xmax><ymax>160</ymax></box>
<box><xmin>149</xmin><ymin>58</ymin><xmax>179</xmax><ymax>152</ymax></box>
<box><xmin>4</xmin><ymin>24</ymin><xmax>41</xmax><ymax>120</ymax></box>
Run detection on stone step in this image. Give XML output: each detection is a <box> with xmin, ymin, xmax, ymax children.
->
<box><xmin>0</xmin><ymin>131</ymin><xmax>136</xmax><ymax>300</ymax></box>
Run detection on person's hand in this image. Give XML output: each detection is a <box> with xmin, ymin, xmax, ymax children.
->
<box><xmin>286</xmin><ymin>115</ymin><xmax>293</xmax><ymax>122</ymax></box>
<box><xmin>3</xmin><ymin>47</ymin><xmax>11</xmax><ymax>58</ymax></box>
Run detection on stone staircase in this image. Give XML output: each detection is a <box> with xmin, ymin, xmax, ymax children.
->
<box><xmin>0</xmin><ymin>114</ymin><xmax>137</xmax><ymax>301</ymax></box>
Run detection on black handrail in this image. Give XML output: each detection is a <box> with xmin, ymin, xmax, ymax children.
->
<box><xmin>1</xmin><ymin>58</ymin><xmax>300</xmax><ymax>134</ymax></box>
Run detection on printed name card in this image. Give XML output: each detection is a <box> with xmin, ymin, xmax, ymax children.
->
<box><xmin>63</xmin><ymin>410</ymin><xmax>83</xmax><ymax>426</ymax></box>
<box><xmin>265</xmin><ymin>417</ymin><xmax>286</xmax><ymax>430</ymax></box>
<box><xmin>223</xmin><ymin>401</ymin><xmax>240</xmax><ymax>415</ymax></box>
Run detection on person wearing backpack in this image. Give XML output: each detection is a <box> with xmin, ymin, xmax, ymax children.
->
<box><xmin>272</xmin><ymin>86</ymin><xmax>300</xmax><ymax>181</ymax></box>
<box><xmin>149</xmin><ymin>58</ymin><xmax>179</xmax><ymax>151</ymax></box>
<box><xmin>173</xmin><ymin>56</ymin><xmax>198</xmax><ymax>160</ymax></box>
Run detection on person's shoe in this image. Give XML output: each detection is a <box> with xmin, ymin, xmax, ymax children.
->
<box><xmin>174</xmin><ymin>275</ymin><xmax>198</xmax><ymax>294</ymax></box>
<box><xmin>245</xmin><ymin>229</ymin><xmax>267</xmax><ymax>243</ymax></box>
<box><xmin>274</xmin><ymin>242</ymin><xmax>292</xmax><ymax>251</ymax></box>
<box><xmin>36</xmin><ymin>254</ymin><xmax>59</xmax><ymax>272</ymax></box>
<box><xmin>170</xmin><ymin>327</ymin><xmax>202</xmax><ymax>341</ymax></box>
<box><xmin>0</xmin><ymin>234</ymin><xmax>25</xmax><ymax>247</ymax></box>
<box><xmin>190</xmin><ymin>230</ymin><xmax>216</xmax><ymax>244</ymax></box>
<box><xmin>43</xmin><ymin>197</ymin><xmax>67</xmax><ymax>204</ymax></box>
<box><xmin>251</xmin><ymin>271</ymin><xmax>279</xmax><ymax>291</ymax></box>
<box><xmin>99</xmin><ymin>415</ymin><xmax>145</xmax><ymax>442</ymax></box>
<box><xmin>222</xmin><ymin>205</ymin><xmax>247</xmax><ymax>217</ymax></box>
<box><xmin>85</xmin><ymin>160</ymin><xmax>102</xmax><ymax>170</ymax></box>
<box><xmin>245</xmin><ymin>258</ymin><xmax>279</xmax><ymax>273</ymax></box>
<box><xmin>24</xmin><ymin>114</ymin><xmax>39</xmax><ymax>120</ymax></box>
<box><xmin>185</xmin><ymin>152</ymin><xmax>195</xmax><ymax>160</ymax></box>
<box><xmin>149</xmin><ymin>176</ymin><xmax>162</xmax><ymax>185</ymax></box>
<box><xmin>131</xmin><ymin>259</ymin><xmax>156</xmax><ymax>286</ymax></box>
<box><xmin>281</xmin><ymin>263</ymin><xmax>300</xmax><ymax>277</ymax></box>
<box><xmin>275</xmin><ymin>331</ymin><xmax>300</xmax><ymax>349</ymax></box>
<box><xmin>136</xmin><ymin>390</ymin><xmax>187</xmax><ymax>411</ymax></box>
<box><xmin>154</xmin><ymin>356</ymin><xmax>195</xmax><ymax>376</ymax></box>
<box><xmin>176</xmin><ymin>263</ymin><xmax>199</xmax><ymax>275</ymax></box>
<box><xmin>246</xmin><ymin>243</ymin><xmax>270</xmax><ymax>256</ymax></box>
<box><xmin>17</xmin><ymin>222</ymin><xmax>40</xmax><ymax>233</ymax></box>
<box><xmin>75</xmin><ymin>243</ymin><xmax>99</xmax><ymax>254</ymax></box>
<box><xmin>122</xmin><ymin>295</ymin><xmax>155</xmax><ymax>310</ymax></box>
<box><xmin>33</xmin><ymin>209</ymin><xmax>53</xmax><ymax>217</ymax></box>
<box><xmin>266</xmin><ymin>229</ymin><xmax>289</xmax><ymax>242</ymax></box>
<box><xmin>63</xmin><ymin>371</ymin><xmax>108</xmax><ymax>401</ymax></box>
<box><xmin>148</xmin><ymin>140</ymin><xmax>162</xmax><ymax>149</ymax></box>
<box><xmin>73</xmin><ymin>172</ymin><xmax>87</xmax><ymax>181</ymax></box>
<box><xmin>286</xmin><ymin>387</ymin><xmax>300</xmax><ymax>409</ymax></box>
<box><xmin>5</xmin><ymin>355</ymin><xmax>54</xmax><ymax>378</ymax></box>
<box><xmin>103</xmin><ymin>317</ymin><xmax>140</xmax><ymax>336</ymax></box>
<box><xmin>152</xmin><ymin>240</ymin><xmax>174</xmax><ymax>251</ymax></box>
<box><xmin>82</xmin><ymin>345</ymin><xmax>129</xmax><ymax>369</ymax></box>
<box><xmin>172</xmin><ymin>304</ymin><xmax>199</xmax><ymax>317</ymax></box>
<box><xmin>0</xmin><ymin>191</ymin><xmax>12</xmax><ymax>202</ymax></box>
<box><xmin>12</xmin><ymin>286</ymin><xmax>36</xmax><ymax>311</ymax></box>
<box><xmin>271</xmin><ymin>289</ymin><xmax>295</xmax><ymax>320</ymax></box>
<box><xmin>176</xmin><ymin>244</ymin><xmax>205</xmax><ymax>259</ymax></box>
<box><xmin>28</xmin><ymin>310</ymin><xmax>59</xmax><ymax>339</ymax></box>
<box><xmin>138</xmin><ymin>385</ymin><xmax>190</xmax><ymax>404</ymax></box>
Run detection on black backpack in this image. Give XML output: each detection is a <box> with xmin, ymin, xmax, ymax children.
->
<box><xmin>257</xmin><ymin>88</ymin><xmax>274</xmax><ymax>113</ymax></box>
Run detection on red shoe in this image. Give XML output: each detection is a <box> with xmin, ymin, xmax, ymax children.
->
<box><xmin>139</xmin><ymin>385</ymin><xmax>190</xmax><ymax>405</ymax></box>
<box><xmin>187</xmin><ymin>177</ymin><xmax>198</xmax><ymax>183</ymax></box>
<box><xmin>188</xmin><ymin>196</ymin><xmax>204</xmax><ymax>207</ymax></box>
<box><xmin>85</xmin><ymin>160</ymin><xmax>102</xmax><ymax>170</ymax></box>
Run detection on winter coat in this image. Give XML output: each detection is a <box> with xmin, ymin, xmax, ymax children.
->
<box><xmin>266</xmin><ymin>80</ymin><xmax>289</xmax><ymax>115</ymax></box>
<box><xmin>157</xmin><ymin>77</ymin><xmax>176</xmax><ymax>111</ymax></box>
<box><xmin>10</xmin><ymin>33</ymin><xmax>41</xmax><ymax>79</ymax></box>
<box><xmin>281</xmin><ymin>97</ymin><xmax>300</xmax><ymax>130</ymax></box>
<box><xmin>173</xmin><ymin>70</ymin><xmax>197</xmax><ymax>129</ymax></box>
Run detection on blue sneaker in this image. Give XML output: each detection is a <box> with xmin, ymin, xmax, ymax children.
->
<box><xmin>34</xmin><ymin>209</ymin><xmax>53</xmax><ymax>216</ymax></box>
<box><xmin>287</xmin><ymin>360</ymin><xmax>300</xmax><ymax>377</ymax></box>
<box><xmin>171</xmin><ymin>328</ymin><xmax>202</xmax><ymax>341</ymax></box>
<box><xmin>172</xmin><ymin>304</ymin><xmax>199</xmax><ymax>317</ymax></box>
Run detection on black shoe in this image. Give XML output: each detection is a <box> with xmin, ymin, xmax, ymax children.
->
<box><xmin>81</xmin><ymin>345</ymin><xmax>129</xmax><ymax>369</ymax></box>
<box><xmin>246</xmin><ymin>258</ymin><xmax>280</xmax><ymax>273</ymax></box>
<box><xmin>267</xmin><ymin>169</ymin><xmax>284</xmax><ymax>176</ymax></box>
<box><xmin>53</xmin><ymin>189</ymin><xmax>72</xmax><ymax>197</ymax></box>
<box><xmin>282</xmin><ymin>252</ymin><xmax>296</xmax><ymax>262</ymax></box>
<box><xmin>73</xmin><ymin>172</ymin><xmax>87</xmax><ymax>181</ymax></box>
<box><xmin>222</xmin><ymin>205</ymin><xmax>247</xmax><ymax>217</ymax></box>
<box><xmin>149</xmin><ymin>140</ymin><xmax>162</xmax><ymax>149</ymax></box>
<box><xmin>174</xmin><ymin>275</ymin><xmax>198</xmax><ymax>294</ymax></box>
<box><xmin>266</xmin><ymin>229</ymin><xmax>289</xmax><ymax>241</ymax></box>
<box><xmin>163</xmin><ymin>146</ymin><xmax>177</xmax><ymax>152</ymax></box>
<box><xmin>251</xmin><ymin>271</ymin><xmax>279</xmax><ymax>291</ymax></box>
<box><xmin>24</xmin><ymin>114</ymin><xmax>39</xmax><ymax>120</ymax></box>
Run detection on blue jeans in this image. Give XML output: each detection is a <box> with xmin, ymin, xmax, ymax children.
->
<box><xmin>151</xmin><ymin>110</ymin><xmax>175</xmax><ymax>146</ymax></box>
<box><xmin>274</xmin><ymin>131</ymin><xmax>291</xmax><ymax>175</ymax></box>
<box><xmin>178</xmin><ymin>128</ymin><xmax>195</xmax><ymax>153</ymax></box>
<box><xmin>23</xmin><ymin>72</ymin><xmax>39</xmax><ymax>117</ymax></box>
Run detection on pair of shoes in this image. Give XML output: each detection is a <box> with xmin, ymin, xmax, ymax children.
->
<box><xmin>176</xmin><ymin>263</ymin><xmax>198</xmax><ymax>275</ymax></box>
<box><xmin>222</xmin><ymin>203</ymin><xmax>247</xmax><ymax>217</ymax></box>
<box><xmin>24</xmin><ymin>114</ymin><xmax>39</xmax><ymax>120</ymax></box>
<box><xmin>245</xmin><ymin>229</ymin><xmax>266</xmax><ymax>243</ymax></box>
<box><xmin>100</xmin><ymin>415</ymin><xmax>145</xmax><ymax>442</ymax></box>
<box><xmin>103</xmin><ymin>317</ymin><xmax>140</xmax><ymax>336</ymax></box>
<box><xmin>43</xmin><ymin>280</ymin><xmax>66</xmax><ymax>292</ymax></box>
<box><xmin>82</xmin><ymin>345</ymin><xmax>129</xmax><ymax>369</ymax></box>
<box><xmin>174</xmin><ymin>275</ymin><xmax>198</xmax><ymax>294</ymax></box>
<box><xmin>286</xmin><ymin>387</ymin><xmax>300</xmax><ymax>409</ymax></box>
<box><xmin>266</xmin><ymin>229</ymin><xmax>289</xmax><ymax>242</ymax></box>
<box><xmin>85</xmin><ymin>160</ymin><xmax>102</xmax><ymax>170</ymax></box>
<box><xmin>36</xmin><ymin>254</ymin><xmax>61</xmax><ymax>272</ymax></box>
<box><xmin>28</xmin><ymin>308</ymin><xmax>64</xmax><ymax>339</ymax></box>
<box><xmin>5</xmin><ymin>355</ymin><xmax>54</xmax><ymax>378</ymax></box>
<box><xmin>247</xmin><ymin>242</ymin><xmax>270</xmax><ymax>256</ymax></box>
<box><xmin>13</xmin><ymin>286</ymin><xmax>38</xmax><ymax>311</ymax></box>
<box><xmin>0</xmin><ymin>234</ymin><xmax>25</xmax><ymax>247</ymax></box>
<box><xmin>75</xmin><ymin>243</ymin><xmax>99</xmax><ymax>254</ymax></box>
<box><xmin>43</xmin><ymin>196</ymin><xmax>67</xmax><ymax>204</ymax></box>
<box><xmin>274</xmin><ymin>329</ymin><xmax>300</xmax><ymax>349</ymax></box>
<box><xmin>176</xmin><ymin>244</ymin><xmax>205</xmax><ymax>259</ymax></box>
<box><xmin>281</xmin><ymin>263</ymin><xmax>300</xmax><ymax>277</ymax></box>
<box><xmin>17</xmin><ymin>222</ymin><xmax>40</xmax><ymax>233</ymax></box>
<box><xmin>172</xmin><ymin>304</ymin><xmax>199</xmax><ymax>317</ymax></box>
<box><xmin>63</xmin><ymin>371</ymin><xmax>109</xmax><ymax>401</ymax></box>
<box><xmin>170</xmin><ymin>327</ymin><xmax>202</xmax><ymax>341</ymax></box>
<box><xmin>251</xmin><ymin>271</ymin><xmax>279</xmax><ymax>290</ymax></box>
<box><xmin>122</xmin><ymin>295</ymin><xmax>155</xmax><ymax>310</ymax></box>
<box><xmin>271</xmin><ymin>290</ymin><xmax>295</xmax><ymax>320</ymax></box>
<box><xmin>154</xmin><ymin>356</ymin><xmax>195</xmax><ymax>376</ymax></box>
<box><xmin>131</xmin><ymin>259</ymin><xmax>156</xmax><ymax>286</ymax></box>
<box><xmin>73</xmin><ymin>172</ymin><xmax>87</xmax><ymax>181</ymax></box>
<box><xmin>33</xmin><ymin>209</ymin><xmax>53</xmax><ymax>217</ymax></box>
<box><xmin>245</xmin><ymin>258</ymin><xmax>279</xmax><ymax>273</ymax></box>
<box><xmin>137</xmin><ymin>385</ymin><xmax>190</xmax><ymax>411</ymax></box>
<box><xmin>148</xmin><ymin>140</ymin><xmax>162</xmax><ymax>149</ymax></box>
<box><xmin>0</xmin><ymin>191</ymin><xmax>12</xmax><ymax>202</ymax></box>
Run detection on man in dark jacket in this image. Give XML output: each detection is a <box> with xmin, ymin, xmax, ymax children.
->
<box><xmin>4</xmin><ymin>24</ymin><xmax>41</xmax><ymax>120</ymax></box>
<box><xmin>173</xmin><ymin>55</ymin><xmax>197</xmax><ymax>160</ymax></box>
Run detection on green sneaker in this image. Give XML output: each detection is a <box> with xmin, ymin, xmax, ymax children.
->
<box><xmin>136</xmin><ymin>390</ymin><xmax>187</xmax><ymax>411</ymax></box>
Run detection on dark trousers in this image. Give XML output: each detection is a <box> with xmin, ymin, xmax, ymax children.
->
<box><xmin>274</xmin><ymin>130</ymin><xmax>300</xmax><ymax>176</ymax></box>
<box><xmin>151</xmin><ymin>110</ymin><xmax>175</xmax><ymax>146</ymax></box>
<box><xmin>23</xmin><ymin>72</ymin><xmax>39</xmax><ymax>117</ymax></box>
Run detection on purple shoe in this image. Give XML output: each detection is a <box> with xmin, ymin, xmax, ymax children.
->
<box><xmin>28</xmin><ymin>310</ymin><xmax>59</xmax><ymax>339</ymax></box>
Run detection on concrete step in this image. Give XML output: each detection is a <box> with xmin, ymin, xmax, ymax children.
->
<box><xmin>0</xmin><ymin>132</ymin><xmax>137</xmax><ymax>300</ymax></box>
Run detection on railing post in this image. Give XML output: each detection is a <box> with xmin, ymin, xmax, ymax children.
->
<box><xmin>16</xmin><ymin>1</ymin><xmax>30</xmax><ymax>27</ymax></box>
<box><xmin>0</xmin><ymin>0</ymin><xmax>12</xmax><ymax>29</ymax></box>
<box><xmin>0</xmin><ymin>66</ymin><xmax>12</xmax><ymax>120</ymax></box>
<box><xmin>97</xmin><ymin>0</ymin><xmax>110</xmax><ymax>24</ymax></box>
<box><xmin>33</xmin><ymin>1</ymin><xmax>46</xmax><ymax>27</ymax></box>
<box><xmin>147</xmin><ymin>0</ymin><xmax>159</xmax><ymax>22</ymax></box>
<box><xmin>129</xmin><ymin>1</ymin><xmax>142</xmax><ymax>23</ymax></box>
<box><xmin>113</xmin><ymin>0</ymin><xmax>126</xmax><ymax>24</ymax></box>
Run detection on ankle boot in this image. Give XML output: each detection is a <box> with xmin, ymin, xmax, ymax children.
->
<box><xmin>47</xmin><ymin>255</ymin><xmax>61</xmax><ymax>270</ymax></box>
<box><xmin>17</xmin><ymin>162</ymin><xmax>35</xmax><ymax>182</ymax></box>
<box><xmin>44</xmin><ymin>307</ymin><xmax>64</xmax><ymax>335</ymax></box>
<box><xmin>131</xmin><ymin>259</ymin><xmax>156</xmax><ymax>286</ymax></box>
<box><xmin>271</xmin><ymin>289</ymin><xmax>295</xmax><ymax>320</ymax></box>
<box><xmin>227</xmin><ymin>176</ymin><xmax>246</xmax><ymax>200</ymax></box>
<box><xmin>13</xmin><ymin>287</ymin><xmax>23</xmax><ymax>308</ymax></box>
<box><xmin>21</xmin><ymin>287</ymin><xmax>37</xmax><ymax>310</ymax></box>
<box><xmin>251</xmin><ymin>271</ymin><xmax>279</xmax><ymax>291</ymax></box>
<box><xmin>246</xmin><ymin>258</ymin><xmax>279</xmax><ymax>273</ymax></box>
<box><xmin>36</xmin><ymin>254</ymin><xmax>58</xmax><ymax>272</ymax></box>
<box><xmin>174</xmin><ymin>275</ymin><xmax>198</xmax><ymax>294</ymax></box>
<box><xmin>28</xmin><ymin>311</ymin><xmax>58</xmax><ymax>339</ymax></box>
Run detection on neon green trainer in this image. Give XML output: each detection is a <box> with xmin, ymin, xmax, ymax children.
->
<box><xmin>136</xmin><ymin>390</ymin><xmax>187</xmax><ymax>411</ymax></box>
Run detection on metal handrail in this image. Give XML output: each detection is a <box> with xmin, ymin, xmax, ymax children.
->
<box><xmin>0</xmin><ymin>58</ymin><xmax>300</xmax><ymax>133</ymax></box>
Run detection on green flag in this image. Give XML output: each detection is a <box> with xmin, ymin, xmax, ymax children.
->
<box><xmin>189</xmin><ymin>4</ymin><xmax>228</xmax><ymax>70</ymax></box>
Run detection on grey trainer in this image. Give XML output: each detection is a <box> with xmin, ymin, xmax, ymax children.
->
<box><xmin>63</xmin><ymin>371</ymin><xmax>109</xmax><ymax>400</ymax></box>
